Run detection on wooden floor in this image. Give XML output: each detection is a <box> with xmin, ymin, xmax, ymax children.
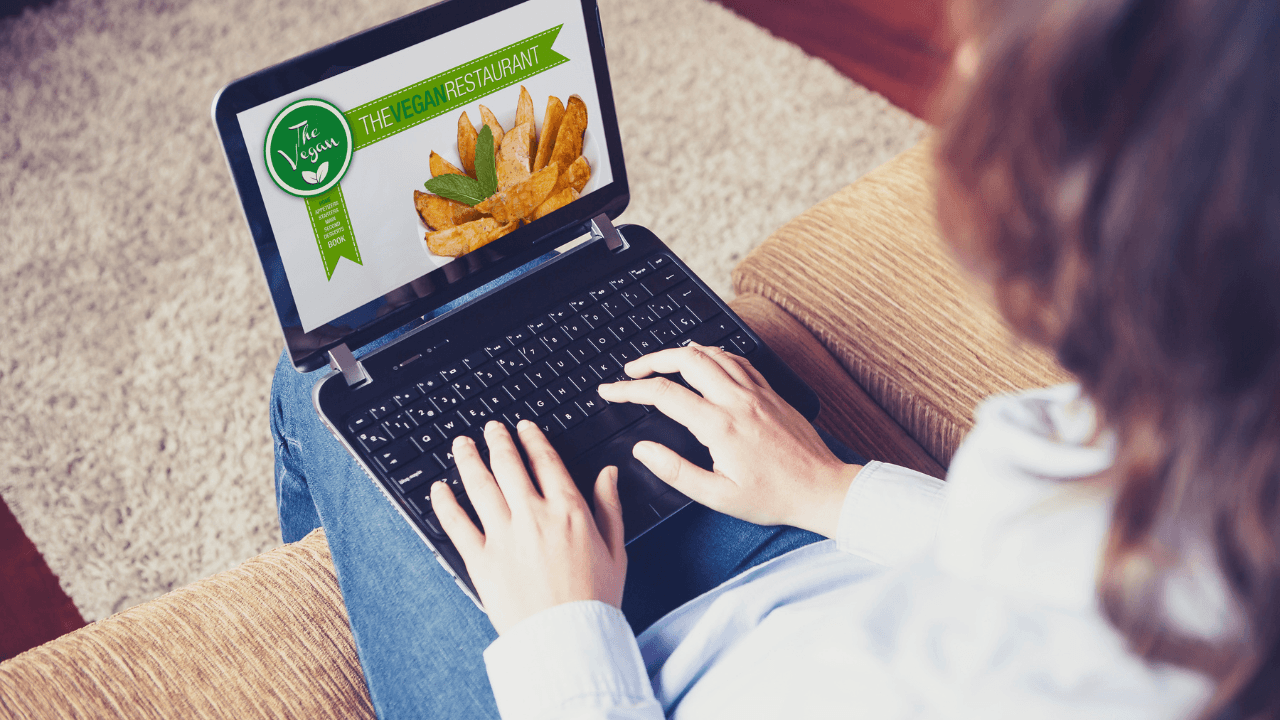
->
<box><xmin>713</xmin><ymin>0</ymin><xmax>954</xmax><ymax>122</ymax></box>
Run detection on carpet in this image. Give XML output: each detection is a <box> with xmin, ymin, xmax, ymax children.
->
<box><xmin>0</xmin><ymin>0</ymin><xmax>926</xmax><ymax>622</ymax></box>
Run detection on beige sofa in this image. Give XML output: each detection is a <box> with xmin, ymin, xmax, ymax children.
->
<box><xmin>0</xmin><ymin>142</ymin><xmax>1066</xmax><ymax>719</ymax></box>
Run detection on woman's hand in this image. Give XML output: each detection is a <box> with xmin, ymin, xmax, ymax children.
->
<box><xmin>431</xmin><ymin>420</ymin><xmax>627</xmax><ymax>635</ymax></box>
<box><xmin>597</xmin><ymin>343</ymin><xmax>861</xmax><ymax>538</ymax></box>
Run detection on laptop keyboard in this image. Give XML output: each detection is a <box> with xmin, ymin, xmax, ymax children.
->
<box><xmin>340</xmin><ymin>254</ymin><xmax>757</xmax><ymax>540</ymax></box>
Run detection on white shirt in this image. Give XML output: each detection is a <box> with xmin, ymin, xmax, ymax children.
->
<box><xmin>483</xmin><ymin>385</ymin><xmax>1215</xmax><ymax>719</ymax></box>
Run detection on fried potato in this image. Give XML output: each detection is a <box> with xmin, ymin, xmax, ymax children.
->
<box><xmin>549</xmin><ymin>95</ymin><xmax>587</xmax><ymax>174</ymax></box>
<box><xmin>515</xmin><ymin>86</ymin><xmax>536</xmax><ymax>157</ymax></box>
<box><xmin>458</xmin><ymin>112</ymin><xmax>478</xmax><ymax>177</ymax></box>
<box><xmin>453</xmin><ymin>204</ymin><xmax>483</xmax><ymax>226</ymax></box>
<box><xmin>430</xmin><ymin>151</ymin><xmax>464</xmax><ymax>178</ymax></box>
<box><xmin>425</xmin><ymin>217</ymin><xmax>515</xmax><ymax>257</ymax></box>
<box><xmin>550</xmin><ymin>155</ymin><xmax>592</xmax><ymax>196</ymax></box>
<box><xmin>533</xmin><ymin>96</ymin><xmax>564</xmax><ymax>172</ymax></box>
<box><xmin>478</xmin><ymin>105</ymin><xmax>505</xmax><ymax>154</ymax></box>
<box><xmin>496</xmin><ymin>122</ymin><xmax>533</xmax><ymax>189</ymax></box>
<box><xmin>414</xmin><ymin>190</ymin><xmax>463</xmax><ymax>231</ymax></box>
<box><xmin>532</xmin><ymin>187</ymin><xmax>579</xmax><ymax>221</ymax></box>
<box><xmin>475</xmin><ymin>162</ymin><xmax>559</xmax><ymax>224</ymax></box>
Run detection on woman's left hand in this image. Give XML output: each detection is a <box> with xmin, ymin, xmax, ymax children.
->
<box><xmin>431</xmin><ymin>420</ymin><xmax>627</xmax><ymax>635</ymax></box>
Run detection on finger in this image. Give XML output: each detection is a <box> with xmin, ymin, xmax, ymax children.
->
<box><xmin>431</xmin><ymin>480</ymin><xmax>484</xmax><ymax>556</ymax></box>
<box><xmin>598</xmin><ymin>375</ymin><xmax>723</xmax><ymax>439</ymax></box>
<box><xmin>515</xmin><ymin>420</ymin><xmax>581</xmax><ymax>504</ymax></box>
<box><xmin>621</xmin><ymin>345</ymin><xmax>747</xmax><ymax>402</ymax></box>
<box><xmin>453</xmin><ymin>435</ymin><xmax>511</xmax><ymax>524</ymax></box>
<box><xmin>592</xmin><ymin>466</ymin><xmax>626</xmax><ymax>559</ymax></box>
<box><xmin>725</xmin><ymin>352</ymin><xmax>772</xmax><ymax>390</ymax></box>
<box><xmin>632</xmin><ymin>440</ymin><xmax>736</xmax><ymax>506</ymax></box>
<box><xmin>482</xmin><ymin>421</ymin><xmax>540</xmax><ymax>508</ymax></box>
<box><xmin>692</xmin><ymin>342</ymin><xmax>757</xmax><ymax>388</ymax></box>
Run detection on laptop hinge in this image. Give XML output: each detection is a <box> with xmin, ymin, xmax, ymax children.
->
<box><xmin>328</xmin><ymin>343</ymin><xmax>370</xmax><ymax>388</ymax></box>
<box><xmin>590</xmin><ymin>213</ymin><xmax>626</xmax><ymax>252</ymax></box>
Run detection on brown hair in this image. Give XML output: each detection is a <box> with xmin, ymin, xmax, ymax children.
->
<box><xmin>936</xmin><ymin>0</ymin><xmax>1280</xmax><ymax>716</ymax></box>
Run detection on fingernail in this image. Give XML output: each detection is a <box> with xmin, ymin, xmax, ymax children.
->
<box><xmin>633</xmin><ymin>441</ymin><xmax>655</xmax><ymax>461</ymax></box>
<box><xmin>607</xmin><ymin>465</ymin><xmax>619</xmax><ymax>482</ymax></box>
<box><xmin>517</xmin><ymin>419</ymin><xmax>533</xmax><ymax>431</ymax></box>
<box><xmin>485</xmin><ymin>420</ymin><xmax>502</xmax><ymax>433</ymax></box>
<box><xmin>454</xmin><ymin>435</ymin><xmax>473</xmax><ymax>448</ymax></box>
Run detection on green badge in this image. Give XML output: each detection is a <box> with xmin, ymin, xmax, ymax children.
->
<box><xmin>264</xmin><ymin>98</ymin><xmax>354</xmax><ymax>197</ymax></box>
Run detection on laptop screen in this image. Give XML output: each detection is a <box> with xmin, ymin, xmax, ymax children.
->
<box><xmin>216</xmin><ymin>0</ymin><xmax>624</xmax><ymax>370</ymax></box>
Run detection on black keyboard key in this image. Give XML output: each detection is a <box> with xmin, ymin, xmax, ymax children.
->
<box><xmin>560</xmin><ymin>316</ymin><xmax>592</xmax><ymax>340</ymax></box>
<box><xmin>416</xmin><ymin>375</ymin><xmax>447</xmax><ymax>394</ymax></box>
<box><xmin>669</xmin><ymin>308</ymin><xmax>699</xmax><ymax>334</ymax></box>
<box><xmin>669</xmin><ymin>283</ymin><xmax>719</xmax><ymax>321</ymax></box>
<box><xmin>528</xmin><ymin>317</ymin><xmax>554</xmax><ymax>336</ymax></box>
<box><xmin>641</xmin><ymin>266</ymin><xmax>687</xmax><ymax>295</ymax></box>
<box><xmin>627</xmin><ymin>263</ymin><xmax>652</xmax><ymax>281</ymax></box>
<box><xmin>546</xmin><ymin>350</ymin><xmax>577</xmax><ymax>376</ymax></box>
<box><xmin>567</xmin><ymin>367</ymin><xmax>600</xmax><ymax>391</ymax></box>
<box><xmin>503</xmin><ymin>376</ymin><xmax>535</xmax><ymax>400</ymax></box>
<box><xmin>589</xmin><ymin>355</ymin><xmax>620</xmax><ymax>378</ymax></box>
<box><xmin>355</xmin><ymin>426</ymin><xmax>393</xmax><ymax>453</ymax></box>
<box><xmin>651</xmin><ymin>323</ymin><xmax>680</xmax><ymax>345</ymax></box>
<box><xmin>373</xmin><ymin>439</ymin><xmax>420</xmax><ymax>473</ymax></box>
<box><xmin>441</xmin><ymin>362</ymin><xmax>467</xmax><ymax>382</ymax></box>
<box><xmin>409</xmin><ymin>425</ymin><xmax>445</xmax><ymax>452</ymax></box>
<box><xmin>452</xmin><ymin>376</ymin><xmax>484</xmax><ymax>400</ymax></box>
<box><xmin>390</xmin><ymin>457</ymin><xmax>441</xmax><ymax>495</ymax></box>
<box><xmin>577</xmin><ymin>393</ymin><xmax>607</xmax><ymax>415</ymax></box>
<box><xmin>346</xmin><ymin>411</ymin><xmax>374</xmax><ymax>434</ymax></box>
<box><xmin>648</xmin><ymin>294</ymin><xmax>678</xmax><ymax>318</ymax></box>
<box><xmin>504</xmin><ymin>406</ymin><xmax>533</xmax><ymax>427</ymax></box>
<box><xmin>546</xmin><ymin>304</ymin><xmax>572</xmax><ymax>324</ymax></box>
<box><xmin>627</xmin><ymin>306</ymin><xmax>657</xmax><ymax>329</ymax></box>
<box><xmin>434</xmin><ymin>447</ymin><xmax>458</xmax><ymax>469</ymax></box>
<box><xmin>547</xmin><ymin>377</ymin><xmax>579</xmax><ymax>404</ymax></box>
<box><xmin>648</xmin><ymin>255</ymin><xmax>671</xmax><ymax>269</ymax></box>
<box><xmin>483</xmin><ymin>339</ymin><xmax>509</xmax><ymax>356</ymax></box>
<box><xmin>383</xmin><ymin>415</ymin><xmax>415</xmax><ymax>439</ymax></box>
<box><xmin>552</xmin><ymin>403</ymin><xmax>646</xmax><ymax>460</ymax></box>
<box><xmin>567</xmin><ymin>293</ymin><xmax>595</xmax><ymax>312</ymax></box>
<box><xmin>525</xmin><ymin>362</ymin><xmax>557</xmax><ymax>387</ymax></box>
<box><xmin>403</xmin><ymin>401</ymin><xmax>445</xmax><ymax>425</ymax></box>
<box><xmin>621</xmin><ymin>286</ymin><xmax>652</xmax><ymax>307</ymax></box>
<box><xmin>587</xmin><ymin>284</ymin><xmax>614</xmax><ymax>302</ymax></box>
<box><xmin>601</xmin><ymin>297</ymin><xmax>630</xmax><ymax>317</ymax></box>
<box><xmin>436</xmin><ymin>415</ymin><xmax>467</xmax><ymax>438</ymax></box>
<box><xmin>729</xmin><ymin>332</ymin><xmax>757</xmax><ymax>355</ymax></box>
<box><xmin>473</xmin><ymin>364</ymin><xmax>503</xmax><ymax>387</ymax></box>
<box><xmin>405</xmin><ymin>485</ymin><xmax>442</xmax><ymax>529</ymax></box>
<box><xmin>391</xmin><ymin>386</ymin><xmax>422</xmax><ymax>407</ymax></box>
<box><xmin>566</xmin><ymin>339</ymin><xmax>598</xmax><ymax>363</ymax></box>
<box><xmin>462</xmin><ymin>350</ymin><xmax>490</xmax><ymax>369</ymax></box>
<box><xmin>631</xmin><ymin>334</ymin><xmax>661</xmax><ymax>356</ymax></box>
<box><xmin>367</xmin><ymin>400</ymin><xmax>396</xmax><ymax>420</ymax></box>
<box><xmin>533</xmin><ymin>418</ymin><xmax>561</xmax><ymax>439</ymax></box>
<box><xmin>495</xmin><ymin>350</ymin><xmax>528</xmax><ymax>376</ymax></box>
<box><xmin>607</xmin><ymin>318</ymin><xmax>639</xmax><ymax>342</ymax></box>
<box><xmin>580</xmin><ymin>308</ymin><xmax>609</xmax><ymax>329</ymax></box>
<box><xmin>587</xmin><ymin>329</ymin><xmax>618</xmax><ymax>353</ymax></box>
<box><xmin>457</xmin><ymin>400</ymin><xmax>493</xmax><ymax>427</ymax></box>
<box><xmin>526</xmin><ymin>391</ymin><xmax>557</xmax><ymax>416</ymax></box>
<box><xmin>688</xmin><ymin>315</ymin><xmax>735</xmax><ymax>346</ymax></box>
<box><xmin>519</xmin><ymin>339</ymin><xmax>549</xmax><ymax>363</ymax></box>
<box><xmin>539</xmin><ymin>330</ymin><xmax>569</xmax><ymax>353</ymax></box>
<box><xmin>552</xmin><ymin>404</ymin><xmax>586</xmax><ymax>430</ymax></box>
<box><xmin>480</xmin><ymin>387</ymin><xmax>513</xmax><ymax>410</ymax></box>
<box><xmin>613</xmin><ymin>345</ymin><xmax>642</xmax><ymax>365</ymax></box>
<box><xmin>506</xmin><ymin>326</ymin><xmax>532</xmax><ymax>346</ymax></box>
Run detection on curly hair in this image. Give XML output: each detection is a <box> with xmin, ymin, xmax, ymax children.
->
<box><xmin>936</xmin><ymin>0</ymin><xmax>1280</xmax><ymax>716</ymax></box>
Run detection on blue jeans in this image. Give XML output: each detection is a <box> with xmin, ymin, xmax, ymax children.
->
<box><xmin>269</xmin><ymin>280</ymin><xmax>867</xmax><ymax>719</ymax></box>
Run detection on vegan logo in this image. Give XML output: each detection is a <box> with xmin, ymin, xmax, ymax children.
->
<box><xmin>264</xmin><ymin>98</ymin><xmax>354</xmax><ymax>197</ymax></box>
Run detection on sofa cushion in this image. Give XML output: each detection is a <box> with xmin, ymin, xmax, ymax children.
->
<box><xmin>733</xmin><ymin>141</ymin><xmax>1069</xmax><ymax>467</ymax></box>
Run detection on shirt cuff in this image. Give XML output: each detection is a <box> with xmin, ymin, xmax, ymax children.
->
<box><xmin>836</xmin><ymin>461</ymin><xmax>948</xmax><ymax>566</ymax></box>
<box><xmin>484</xmin><ymin>600</ymin><xmax>661</xmax><ymax>720</ymax></box>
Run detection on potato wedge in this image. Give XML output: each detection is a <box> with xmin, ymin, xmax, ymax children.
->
<box><xmin>515</xmin><ymin>86</ymin><xmax>536</xmax><ymax>157</ymax></box>
<box><xmin>458</xmin><ymin>112</ymin><xmax>478</xmax><ymax>177</ymax></box>
<box><xmin>550</xmin><ymin>155</ymin><xmax>592</xmax><ymax>196</ymax></box>
<box><xmin>425</xmin><ymin>217</ymin><xmax>513</xmax><ymax>257</ymax></box>
<box><xmin>453</xmin><ymin>204</ymin><xmax>483</xmax><ymax>226</ymax></box>
<box><xmin>472</xmin><ymin>220</ymin><xmax>521</xmax><ymax>253</ymax></box>
<box><xmin>496</xmin><ymin>121</ymin><xmax>533</xmax><ymax>189</ymax></box>
<box><xmin>478</xmin><ymin>105</ymin><xmax>505</xmax><ymax>154</ymax></box>
<box><xmin>430</xmin><ymin>151</ymin><xmax>465</xmax><ymax>178</ymax></box>
<box><xmin>414</xmin><ymin>190</ymin><xmax>465</xmax><ymax>231</ymax></box>
<box><xmin>534</xmin><ymin>96</ymin><xmax>564</xmax><ymax>172</ymax></box>
<box><xmin>532</xmin><ymin>187</ymin><xmax>579</xmax><ymax>221</ymax></box>
<box><xmin>549</xmin><ymin>95</ymin><xmax>587</xmax><ymax>174</ymax></box>
<box><xmin>475</xmin><ymin>162</ymin><xmax>558</xmax><ymax>224</ymax></box>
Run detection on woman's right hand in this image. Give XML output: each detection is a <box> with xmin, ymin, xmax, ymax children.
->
<box><xmin>596</xmin><ymin>343</ymin><xmax>862</xmax><ymax>539</ymax></box>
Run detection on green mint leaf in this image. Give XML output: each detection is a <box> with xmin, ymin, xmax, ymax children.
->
<box><xmin>475</xmin><ymin>124</ymin><xmax>498</xmax><ymax>199</ymax></box>
<box><xmin>424</xmin><ymin>174</ymin><xmax>488</xmax><ymax>206</ymax></box>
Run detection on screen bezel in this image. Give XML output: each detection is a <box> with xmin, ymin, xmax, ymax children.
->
<box><xmin>212</xmin><ymin>0</ymin><xmax>627</xmax><ymax>372</ymax></box>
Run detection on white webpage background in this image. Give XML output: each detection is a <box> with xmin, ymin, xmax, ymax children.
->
<box><xmin>237</xmin><ymin>0</ymin><xmax>613</xmax><ymax>333</ymax></box>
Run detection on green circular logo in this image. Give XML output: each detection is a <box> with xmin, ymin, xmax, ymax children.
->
<box><xmin>264</xmin><ymin>98</ymin><xmax>353</xmax><ymax>197</ymax></box>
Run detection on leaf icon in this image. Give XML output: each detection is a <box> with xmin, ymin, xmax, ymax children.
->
<box><xmin>301</xmin><ymin>170</ymin><xmax>319</xmax><ymax>184</ymax></box>
<box><xmin>317</xmin><ymin>161</ymin><xmax>329</xmax><ymax>184</ymax></box>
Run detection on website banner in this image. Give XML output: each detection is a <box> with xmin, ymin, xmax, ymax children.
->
<box><xmin>237</xmin><ymin>0</ymin><xmax>613</xmax><ymax>333</ymax></box>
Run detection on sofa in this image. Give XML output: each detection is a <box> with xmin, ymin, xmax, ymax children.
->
<box><xmin>0</xmin><ymin>140</ymin><xmax>1067</xmax><ymax>719</ymax></box>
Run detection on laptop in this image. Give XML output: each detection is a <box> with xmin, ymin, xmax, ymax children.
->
<box><xmin>212</xmin><ymin>0</ymin><xmax>819</xmax><ymax>605</ymax></box>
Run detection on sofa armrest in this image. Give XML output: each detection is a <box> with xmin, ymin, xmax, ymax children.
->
<box><xmin>733</xmin><ymin>141</ymin><xmax>1069</xmax><ymax>468</ymax></box>
<box><xmin>0</xmin><ymin>529</ymin><xmax>374</xmax><ymax>720</ymax></box>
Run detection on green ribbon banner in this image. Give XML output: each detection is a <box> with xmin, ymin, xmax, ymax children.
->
<box><xmin>343</xmin><ymin>25</ymin><xmax>568</xmax><ymax>150</ymax></box>
<box><xmin>305</xmin><ymin>186</ymin><xmax>363</xmax><ymax>280</ymax></box>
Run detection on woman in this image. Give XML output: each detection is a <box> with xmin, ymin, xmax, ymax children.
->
<box><xmin>270</xmin><ymin>0</ymin><xmax>1278</xmax><ymax>716</ymax></box>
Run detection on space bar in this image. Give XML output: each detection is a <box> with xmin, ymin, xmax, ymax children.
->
<box><xmin>553</xmin><ymin>403</ymin><xmax>646</xmax><ymax>460</ymax></box>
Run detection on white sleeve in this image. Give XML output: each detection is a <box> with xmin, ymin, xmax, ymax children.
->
<box><xmin>483</xmin><ymin>601</ymin><xmax>664</xmax><ymax>720</ymax></box>
<box><xmin>835</xmin><ymin>461</ymin><xmax>948</xmax><ymax>565</ymax></box>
